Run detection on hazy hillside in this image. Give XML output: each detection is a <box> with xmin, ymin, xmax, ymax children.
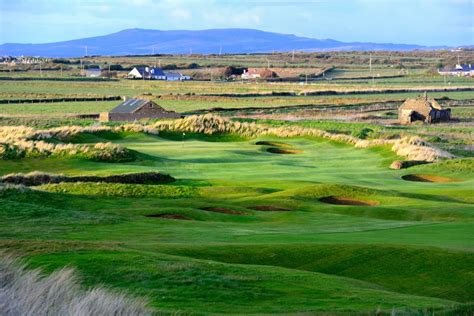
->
<box><xmin>0</xmin><ymin>28</ymin><xmax>429</xmax><ymax>57</ymax></box>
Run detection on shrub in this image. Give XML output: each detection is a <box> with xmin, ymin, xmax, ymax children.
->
<box><xmin>162</xmin><ymin>64</ymin><xmax>177</xmax><ymax>70</ymax></box>
<box><xmin>187</xmin><ymin>62</ymin><xmax>200</xmax><ymax>69</ymax></box>
<box><xmin>108</xmin><ymin>64</ymin><xmax>124</xmax><ymax>71</ymax></box>
<box><xmin>351</xmin><ymin>128</ymin><xmax>374</xmax><ymax>140</ymax></box>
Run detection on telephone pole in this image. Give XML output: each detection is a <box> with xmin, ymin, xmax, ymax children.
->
<box><xmin>369</xmin><ymin>53</ymin><xmax>375</xmax><ymax>86</ymax></box>
<box><xmin>369</xmin><ymin>53</ymin><xmax>372</xmax><ymax>73</ymax></box>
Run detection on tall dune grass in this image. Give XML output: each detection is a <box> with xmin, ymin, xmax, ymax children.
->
<box><xmin>0</xmin><ymin>255</ymin><xmax>151</xmax><ymax>316</ymax></box>
<box><xmin>0</xmin><ymin>115</ymin><xmax>454</xmax><ymax>162</ymax></box>
<box><xmin>0</xmin><ymin>126</ymin><xmax>134</xmax><ymax>162</ymax></box>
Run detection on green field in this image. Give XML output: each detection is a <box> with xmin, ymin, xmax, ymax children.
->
<box><xmin>1</xmin><ymin>91</ymin><xmax>473</xmax><ymax>116</ymax></box>
<box><xmin>1</xmin><ymin>130</ymin><xmax>473</xmax><ymax>314</ymax></box>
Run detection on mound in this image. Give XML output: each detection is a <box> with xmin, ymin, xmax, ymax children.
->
<box><xmin>255</xmin><ymin>141</ymin><xmax>290</xmax><ymax>147</ymax></box>
<box><xmin>1</xmin><ymin>171</ymin><xmax>175</xmax><ymax>186</ymax></box>
<box><xmin>401</xmin><ymin>174</ymin><xmax>460</xmax><ymax>183</ymax></box>
<box><xmin>389</xmin><ymin>160</ymin><xmax>429</xmax><ymax>169</ymax></box>
<box><xmin>266</xmin><ymin>147</ymin><xmax>302</xmax><ymax>154</ymax></box>
<box><xmin>199</xmin><ymin>207</ymin><xmax>245</xmax><ymax>215</ymax></box>
<box><xmin>145</xmin><ymin>213</ymin><xmax>192</xmax><ymax>220</ymax></box>
<box><xmin>319</xmin><ymin>196</ymin><xmax>379</xmax><ymax>206</ymax></box>
<box><xmin>249</xmin><ymin>205</ymin><xmax>291</xmax><ymax>211</ymax></box>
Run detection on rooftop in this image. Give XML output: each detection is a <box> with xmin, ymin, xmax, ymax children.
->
<box><xmin>110</xmin><ymin>98</ymin><xmax>149</xmax><ymax>113</ymax></box>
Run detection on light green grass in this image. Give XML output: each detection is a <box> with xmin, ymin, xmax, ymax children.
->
<box><xmin>0</xmin><ymin>101</ymin><xmax>118</xmax><ymax>115</ymax></box>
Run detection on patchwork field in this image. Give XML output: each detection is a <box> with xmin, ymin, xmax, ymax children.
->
<box><xmin>1</xmin><ymin>127</ymin><xmax>473</xmax><ymax>314</ymax></box>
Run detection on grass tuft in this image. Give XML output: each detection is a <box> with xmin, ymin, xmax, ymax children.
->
<box><xmin>0</xmin><ymin>254</ymin><xmax>151</xmax><ymax>315</ymax></box>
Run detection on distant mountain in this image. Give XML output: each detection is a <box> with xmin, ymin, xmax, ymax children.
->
<box><xmin>0</xmin><ymin>28</ymin><xmax>436</xmax><ymax>57</ymax></box>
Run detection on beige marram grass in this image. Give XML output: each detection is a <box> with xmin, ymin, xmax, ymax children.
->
<box><xmin>0</xmin><ymin>255</ymin><xmax>151</xmax><ymax>316</ymax></box>
<box><xmin>0</xmin><ymin>114</ymin><xmax>454</xmax><ymax>162</ymax></box>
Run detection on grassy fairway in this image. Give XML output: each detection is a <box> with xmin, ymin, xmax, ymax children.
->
<box><xmin>1</xmin><ymin>132</ymin><xmax>473</xmax><ymax>314</ymax></box>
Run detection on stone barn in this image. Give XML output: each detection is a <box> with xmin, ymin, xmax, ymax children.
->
<box><xmin>398</xmin><ymin>92</ymin><xmax>451</xmax><ymax>124</ymax></box>
<box><xmin>100</xmin><ymin>98</ymin><xmax>181</xmax><ymax>122</ymax></box>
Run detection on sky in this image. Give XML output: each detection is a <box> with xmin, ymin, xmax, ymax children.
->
<box><xmin>0</xmin><ymin>0</ymin><xmax>473</xmax><ymax>46</ymax></box>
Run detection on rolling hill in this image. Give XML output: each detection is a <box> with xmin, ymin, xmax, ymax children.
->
<box><xmin>0</xmin><ymin>28</ymin><xmax>434</xmax><ymax>57</ymax></box>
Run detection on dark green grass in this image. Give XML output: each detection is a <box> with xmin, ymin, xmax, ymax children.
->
<box><xmin>155</xmin><ymin>243</ymin><xmax>474</xmax><ymax>303</ymax></box>
<box><xmin>23</xmin><ymin>249</ymin><xmax>460</xmax><ymax>314</ymax></box>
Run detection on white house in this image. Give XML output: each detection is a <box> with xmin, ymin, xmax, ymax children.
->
<box><xmin>165</xmin><ymin>72</ymin><xmax>191</xmax><ymax>81</ymax></box>
<box><xmin>83</xmin><ymin>68</ymin><xmax>102</xmax><ymax>77</ymax></box>
<box><xmin>438</xmin><ymin>64</ymin><xmax>474</xmax><ymax>76</ymax></box>
<box><xmin>241</xmin><ymin>68</ymin><xmax>261</xmax><ymax>80</ymax></box>
<box><xmin>128</xmin><ymin>67</ymin><xmax>166</xmax><ymax>80</ymax></box>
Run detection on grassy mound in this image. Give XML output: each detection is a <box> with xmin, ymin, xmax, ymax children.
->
<box><xmin>401</xmin><ymin>174</ymin><xmax>461</xmax><ymax>183</ymax></box>
<box><xmin>1</xmin><ymin>171</ymin><xmax>175</xmax><ymax>186</ymax></box>
<box><xmin>158</xmin><ymin>243</ymin><xmax>474</xmax><ymax>303</ymax></box>
<box><xmin>157</xmin><ymin>131</ymin><xmax>246</xmax><ymax>142</ymax></box>
<box><xmin>255</xmin><ymin>141</ymin><xmax>291</xmax><ymax>147</ymax></box>
<box><xmin>266</xmin><ymin>147</ymin><xmax>302</xmax><ymax>154</ymax></box>
<box><xmin>145</xmin><ymin>214</ymin><xmax>192</xmax><ymax>220</ymax></box>
<box><xmin>40</xmin><ymin>182</ymin><xmax>198</xmax><ymax>198</ymax></box>
<box><xmin>248</xmin><ymin>205</ymin><xmax>291</xmax><ymax>211</ymax></box>
<box><xmin>199</xmin><ymin>207</ymin><xmax>245</xmax><ymax>215</ymax></box>
<box><xmin>285</xmin><ymin>184</ymin><xmax>379</xmax><ymax>201</ymax></box>
<box><xmin>25</xmin><ymin>249</ymin><xmax>459</xmax><ymax>314</ymax></box>
<box><xmin>319</xmin><ymin>196</ymin><xmax>379</xmax><ymax>206</ymax></box>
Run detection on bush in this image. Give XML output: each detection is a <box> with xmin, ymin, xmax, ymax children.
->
<box><xmin>83</xmin><ymin>64</ymin><xmax>100</xmax><ymax>69</ymax></box>
<box><xmin>187</xmin><ymin>63</ymin><xmax>200</xmax><ymax>69</ymax></box>
<box><xmin>351</xmin><ymin>128</ymin><xmax>374</xmax><ymax>140</ymax></box>
<box><xmin>108</xmin><ymin>64</ymin><xmax>124</xmax><ymax>71</ymax></box>
<box><xmin>162</xmin><ymin>64</ymin><xmax>177</xmax><ymax>70</ymax></box>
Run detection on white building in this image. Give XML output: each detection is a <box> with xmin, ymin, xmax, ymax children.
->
<box><xmin>128</xmin><ymin>67</ymin><xmax>166</xmax><ymax>80</ymax></box>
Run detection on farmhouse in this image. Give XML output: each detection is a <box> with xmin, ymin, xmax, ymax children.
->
<box><xmin>99</xmin><ymin>98</ymin><xmax>181</xmax><ymax>122</ymax></box>
<box><xmin>438</xmin><ymin>64</ymin><xmax>474</xmax><ymax>76</ymax></box>
<box><xmin>241</xmin><ymin>68</ymin><xmax>261</xmax><ymax>79</ymax></box>
<box><xmin>241</xmin><ymin>68</ymin><xmax>279</xmax><ymax>80</ymax></box>
<box><xmin>128</xmin><ymin>67</ymin><xmax>166</xmax><ymax>80</ymax></box>
<box><xmin>398</xmin><ymin>92</ymin><xmax>451</xmax><ymax>124</ymax></box>
<box><xmin>82</xmin><ymin>68</ymin><xmax>102</xmax><ymax>77</ymax></box>
<box><xmin>165</xmin><ymin>72</ymin><xmax>191</xmax><ymax>81</ymax></box>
